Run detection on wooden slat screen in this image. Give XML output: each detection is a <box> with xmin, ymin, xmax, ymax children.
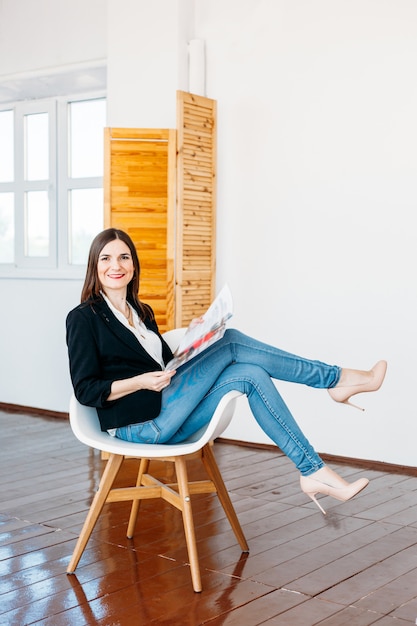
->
<box><xmin>176</xmin><ymin>91</ymin><xmax>217</xmax><ymax>327</ymax></box>
<box><xmin>104</xmin><ymin>128</ymin><xmax>176</xmax><ymax>332</ymax></box>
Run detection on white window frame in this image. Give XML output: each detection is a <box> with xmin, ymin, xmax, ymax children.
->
<box><xmin>14</xmin><ymin>99</ymin><xmax>57</xmax><ymax>270</ymax></box>
<box><xmin>0</xmin><ymin>90</ymin><xmax>105</xmax><ymax>279</ymax></box>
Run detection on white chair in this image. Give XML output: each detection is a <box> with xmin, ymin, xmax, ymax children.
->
<box><xmin>66</xmin><ymin>328</ymin><xmax>248</xmax><ymax>592</ymax></box>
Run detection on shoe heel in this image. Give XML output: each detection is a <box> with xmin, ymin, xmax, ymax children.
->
<box><xmin>344</xmin><ymin>399</ymin><xmax>365</xmax><ymax>412</ymax></box>
<box><xmin>307</xmin><ymin>493</ymin><xmax>327</xmax><ymax>515</ymax></box>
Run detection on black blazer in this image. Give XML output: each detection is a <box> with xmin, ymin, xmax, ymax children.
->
<box><xmin>66</xmin><ymin>297</ymin><xmax>174</xmax><ymax>432</ymax></box>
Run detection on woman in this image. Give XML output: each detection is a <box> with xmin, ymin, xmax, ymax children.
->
<box><xmin>66</xmin><ymin>228</ymin><xmax>387</xmax><ymax>515</ymax></box>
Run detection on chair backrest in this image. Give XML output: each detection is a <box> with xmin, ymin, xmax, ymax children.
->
<box><xmin>162</xmin><ymin>327</ymin><xmax>186</xmax><ymax>352</ymax></box>
<box><xmin>69</xmin><ymin>328</ymin><xmax>242</xmax><ymax>457</ymax></box>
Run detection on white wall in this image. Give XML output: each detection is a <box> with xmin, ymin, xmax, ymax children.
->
<box><xmin>0</xmin><ymin>0</ymin><xmax>415</xmax><ymax>467</ymax></box>
<box><xmin>0</xmin><ymin>0</ymin><xmax>106</xmax><ymax>75</ymax></box>
<box><xmin>0</xmin><ymin>278</ymin><xmax>82</xmax><ymax>411</ymax></box>
<box><xmin>107</xmin><ymin>0</ymin><xmax>194</xmax><ymax>127</ymax></box>
<box><xmin>194</xmin><ymin>0</ymin><xmax>417</xmax><ymax>466</ymax></box>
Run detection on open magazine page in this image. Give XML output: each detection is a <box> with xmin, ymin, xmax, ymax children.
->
<box><xmin>165</xmin><ymin>284</ymin><xmax>233</xmax><ymax>371</ymax></box>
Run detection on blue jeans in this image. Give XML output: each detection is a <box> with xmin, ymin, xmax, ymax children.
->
<box><xmin>115</xmin><ymin>329</ymin><xmax>341</xmax><ymax>476</ymax></box>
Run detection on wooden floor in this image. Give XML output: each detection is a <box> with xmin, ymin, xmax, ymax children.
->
<box><xmin>1</xmin><ymin>411</ymin><xmax>417</xmax><ymax>626</ymax></box>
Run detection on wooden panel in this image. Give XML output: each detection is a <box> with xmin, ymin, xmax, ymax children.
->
<box><xmin>104</xmin><ymin>94</ymin><xmax>216</xmax><ymax>332</ymax></box>
<box><xmin>176</xmin><ymin>91</ymin><xmax>217</xmax><ymax>327</ymax></box>
<box><xmin>104</xmin><ymin>128</ymin><xmax>176</xmax><ymax>332</ymax></box>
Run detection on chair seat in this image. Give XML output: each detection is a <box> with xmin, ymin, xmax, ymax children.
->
<box><xmin>69</xmin><ymin>389</ymin><xmax>243</xmax><ymax>458</ymax></box>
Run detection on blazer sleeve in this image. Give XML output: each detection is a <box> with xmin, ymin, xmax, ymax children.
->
<box><xmin>66</xmin><ymin>305</ymin><xmax>113</xmax><ymax>408</ymax></box>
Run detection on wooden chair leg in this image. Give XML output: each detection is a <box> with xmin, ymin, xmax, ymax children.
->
<box><xmin>175</xmin><ymin>456</ymin><xmax>202</xmax><ymax>593</ymax></box>
<box><xmin>67</xmin><ymin>453</ymin><xmax>124</xmax><ymax>573</ymax></box>
<box><xmin>127</xmin><ymin>458</ymin><xmax>149</xmax><ymax>538</ymax></box>
<box><xmin>201</xmin><ymin>443</ymin><xmax>249</xmax><ymax>552</ymax></box>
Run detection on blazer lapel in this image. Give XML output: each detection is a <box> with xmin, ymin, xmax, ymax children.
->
<box><xmin>92</xmin><ymin>299</ymin><xmax>161</xmax><ymax>366</ymax></box>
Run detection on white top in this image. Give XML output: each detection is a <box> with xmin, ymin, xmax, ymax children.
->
<box><xmin>101</xmin><ymin>292</ymin><xmax>164</xmax><ymax>368</ymax></box>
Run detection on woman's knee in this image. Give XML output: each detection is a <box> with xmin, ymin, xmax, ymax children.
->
<box><xmin>223</xmin><ymin>328</ymin><xmax>244</xmax><ymax>343</ymax></box>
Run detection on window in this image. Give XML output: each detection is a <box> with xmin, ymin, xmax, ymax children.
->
<box><xmin>0</xmin><ymin>95</ymin><xmax>106</xmax><ymax>276</ymax></box>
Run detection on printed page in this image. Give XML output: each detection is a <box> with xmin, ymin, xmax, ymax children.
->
<box><xmin>165</xmin><ymin>284</ymin><xmax>233</xmax><ymax>371</ymax></box>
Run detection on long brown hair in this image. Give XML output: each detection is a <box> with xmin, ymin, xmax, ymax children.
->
<box><xmin>80</xmin><ymin>228</ymin><xmax>153</xmax><ymax>320</ymax></box>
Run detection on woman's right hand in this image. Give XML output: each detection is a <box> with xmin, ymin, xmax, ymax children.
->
<box><xmin>108</xmin><ymin>369</ymin><xmax>176</xmax><ymax>401</ymax></box>
<box><xmin>136</xmin><ymin>370</ymin><xmax>176</xmax><ymax>392</ymax></box>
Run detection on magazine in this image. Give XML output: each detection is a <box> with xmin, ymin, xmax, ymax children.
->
<box><xmin>165</xmin><ymin>284</ymin><xmax>233</xmax><ymax>371</ymax></box>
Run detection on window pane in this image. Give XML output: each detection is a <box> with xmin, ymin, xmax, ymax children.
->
<box><xmin>0</xmin><ymin>192</ymin><xmax>14</xmax><ymax>262</ymax></box>
<box><xmin>69</xmin><ymin>99</ymin><xmax>106</xmax><ymax>178</ymax></box>
<box><xmin>25</xmin><ymin>191</ymin><xmax>49</xmax><ymax>256</ymax></box>
<box><xmin>0</xmin><ymin>110</ymin><xmax>14</xmax><ymax>183</ymax></box>
<box><xmin>25</xmin><ymin>113</ymin><xmax>49</xmax><ymax>180</ymax></box>
<box><xmin>69</xmin><ymin>188</ymin><xmax>103</xmax><ymax>264</ymax></box>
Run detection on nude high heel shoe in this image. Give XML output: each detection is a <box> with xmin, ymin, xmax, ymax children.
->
<box><xmin>327</xmin><ymin>360</ymin><xmax>387</xmax><ymax>411</ymax></box>
<box><xmin>300</xmin><ymin>466</ymin><xmax>369</xmax><ymax>515</ymax></box>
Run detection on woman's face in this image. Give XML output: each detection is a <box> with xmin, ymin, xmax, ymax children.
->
<box><xmin>97</xmin><ymin>238</ymin><xmax>134</xmax><ymax>294</ymax></box>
